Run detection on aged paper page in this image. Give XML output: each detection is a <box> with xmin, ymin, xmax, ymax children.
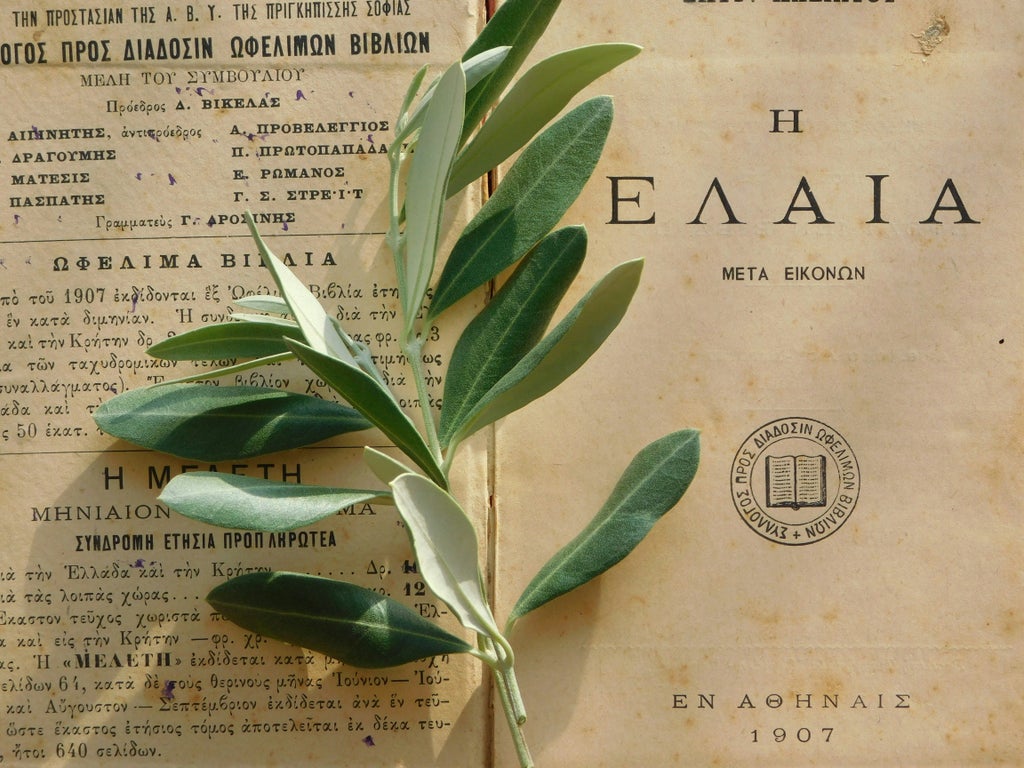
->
<box><xmin>494</xmin><ymin>3</ymin><xmax>1022</xmax><ymax>767</ymax></box>
<box><xmin>0</xmin><ymin>2</ymin><xmax>491</xmax><ymax>765</ymax></box>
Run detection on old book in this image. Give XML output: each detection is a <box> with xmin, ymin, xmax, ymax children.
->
<box><xmin>1</xmin><ymin>2</ymin><xmax>1021</xmax><ymax>768</ymax></box>
<box><xmin>491</xmin><ymin>3</ymin><xmax>1023</xmax><ymax>766</ymax></box>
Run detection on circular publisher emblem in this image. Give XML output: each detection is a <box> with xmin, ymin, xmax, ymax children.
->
<box><xmin>731</xmin><ymin>418</ymin><xmax>860</xmax><ymax>545</ymax></box>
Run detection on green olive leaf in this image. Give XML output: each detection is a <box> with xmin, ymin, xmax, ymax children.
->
<box><xmin>286</xmin><ymin>339</ymin><xmax>446</xmax><ymax>488</ymax></box>
<box><xmin>208</xmin><ymin>572</ymin><xmax>472</xmax><ymax>668</ymax></box>
<box><xmin>428</xmin><ymin>97</ymin><xmax>612</xmax><ymax>320</ymax></box>
<box><xmin>399</xmin><ymin>48</ymin><xmax>509</xmax><ymax>144</ymax></box>
<box><xmin>390</xmin><ymin>473</ymin><xmax>502</xmax><ymax>642</ymax></box>
<box><xmin>507</xmin><ymin>430</ymin><xmax>700</xmax><ymax>630</ymax></box>
<box><xmin>461</xmin><ymin>0</ymin><xmax>563</xmax><ymax>140</ymax></box>
<box><xmin>449</xmin><ymin>44</ymin><xmax>640</xmax><ymax>195</ymax></box>
<box><xmin>147</xmin><ymin>321</ymin><xmax>304</xmax><ymax>361</ymax></box>
<box><xmin>156</xmin><ymin>352</ymin><xmax>295</xmax><ymax>387</ymax></box>
<box><xmin>93</xmin><ymin>383</ymin><xmax>370</xmax><ymax>461</ymax></box>
<box><xmin>446</xmin><ymin>259</ymin><xmax>642</xmax><ymax>452</ymax></box>
<box><xmin>439</xmin><ymin>226</ymin><xmax>587</xmax><ymax>449</ymax></box>
<box><xmin>159</xmin><ymin>472</ymin><xmax>386</xmax><ymax>532</ymax></box>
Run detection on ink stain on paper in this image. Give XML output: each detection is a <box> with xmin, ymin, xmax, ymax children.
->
<box><xmin>362</xmin><ymin>736</ymin><xmax>375</xmax><ymax>747</ymax></box>
<box><xmin>914</xmin><ymin>15</ymin><xmax>950</xmax><ymax>56</ymax></box>
<box><xmin>161</xmin><ymin>680</ymin><xmax>176</xmax><ymax>699</ymax></box>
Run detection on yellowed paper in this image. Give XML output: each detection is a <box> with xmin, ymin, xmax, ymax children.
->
<box><xmin>2</xmin><ymin>2</ymin><xmax>1021</xmax><ymax>767</ymax></box>
<box><xmin>0</xmin><ymin>2</ymin><xmax>489</xmax><ymax>765</ymax></box>
<box><xmin>494</xmin><ymin>3</ymin><xmax>1022</xmax><ymax>766</ymax></box>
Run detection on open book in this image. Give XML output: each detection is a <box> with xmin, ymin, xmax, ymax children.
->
<box><xmin>1</xmin><ymin>3</ymin><xmax>1020</xmax><ymax>767</ymax></box>
<box><xmin>765</xmin><ymin>455</ymin><xmax>826</xmax><ymax>510</ymax></box>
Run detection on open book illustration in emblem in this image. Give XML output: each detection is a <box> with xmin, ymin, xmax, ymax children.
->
<box><xmin>765</xmin><ymin>454</ymin><xmax>827</xmax><ymax>509</ymax></box>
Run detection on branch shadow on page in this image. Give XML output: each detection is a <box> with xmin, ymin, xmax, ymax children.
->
<box><xmin>20</xmin><ymin>449</ymin><xmax>462</xmax><ymax>766</ymax></box>
<box><xmin>494</xmin><ymin>578</ymin><xmax>601</xmax><ymax>762</ymax></box>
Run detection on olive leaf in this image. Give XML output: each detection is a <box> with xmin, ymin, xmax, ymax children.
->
<box><xmin>428</xmin><ymin>97</ymin><xmax>613</xmax><ymax>320</ymax></box>
<box><xmin>146</xmin><ymin>321</ymin><xmax>304</xmax><ymax>361</ymax></box>
<box><xmin>159</xmin><ymin>472</ymin><xmax>386</xmax><ymax>532</ymax></box>
<box><xmin>156</xmin><ymin>353</ymin><xmax>295</xmax><ymax>387</ymax></box>
<box><xmin>363</xmin><ymin>446</ymin><xmax>416</xmax><ymax>487</ymax></box>
<box><xmin>402</xmin><ymin>60</ymin><xmax>466</xmax><ymax>325</ymax></box>
<box><xmin>233</xmin><ymin>295</ymin><xmax>291</xmax><ymax>315</ymax></box>
<box><xmin>439</xmin><ymin>226</ymin><xmax>587</xmax><ymax>449</ymax></box>
<box><xmin>229</xmin><ymin>313</ymin><xmax>298</xmax><ymax>327</ymax></box>
<box><xmin>399</xmin><ymin>47</ymin><xmax>510</xmax><ymax>144</ymax></box>
<box><xmin>208</xmin><ymin>572</ymin><xmax>473</xmax><ymax>668</ymax></box>
<box><xmin>460</xmin><ymin>0</ymin><xmax>563</xmax><ymax>139</ymax></box>
<box><xmin>286</xmin><ymin>339</ymin><xmax>446</xmax><ymax>488</ymax></box>
<box><xmin>507</xmin><ymin>430</ymin><xmax>700</xmax><ymax>630</ymax></box>
<box><xmin>390</xmin><ymin>473</ymin><xmax>503</xmax><ymax>644</ymax></box>
<box><xmin>449</xmin><ymin>44</ymin><xmax>640</xmax><ymax>195</ymax></box>
<box><xmin>245</xmin><ymin>213</ymin><xmax>357</xmax><ymax>366</ymax></box>
<box><xmin>445</xmin><ymin>259</ymin><xmax>643</xmax><ymax>453</ymax></box>
<box><xmin>395</xmin><ymin>64</ymin><xmax>429</xmax><ymax>138</ymax></box>
<box><xmin>93</xmin><ymin>383</ymin><xmax>370</xmax><ymax>461</ymax></box>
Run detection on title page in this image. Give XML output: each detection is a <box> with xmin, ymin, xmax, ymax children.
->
<box><xmin>494</xmin><ymin>2</ymin><xmax>1022</xmax><ymax>766</ymax></box>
